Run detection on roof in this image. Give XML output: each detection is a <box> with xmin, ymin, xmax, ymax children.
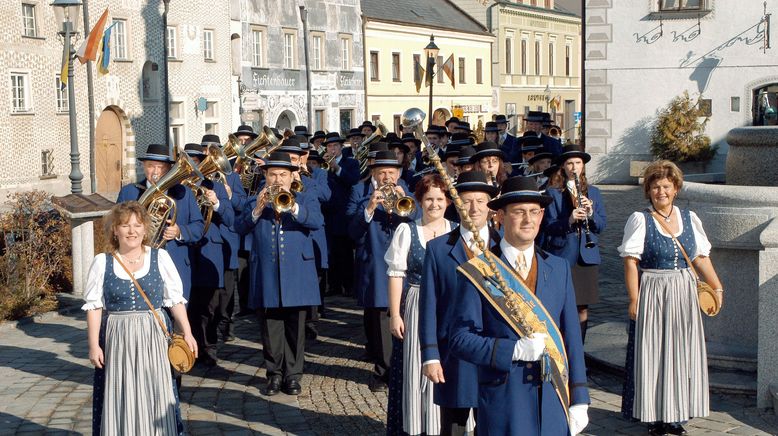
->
<box><xmin>553</xmin><ymin>0</ymin><xmax>582</xmax><ymax>17</ymax></box>
<box><xmin>361</xmin><ymin>0</ymin><xmax>490</xmax><ymax>36</ymax></box>
<box><xmin>496</xmin><ymin>0</ymin><xmax>580</xmax><ymax>19</ymax></box>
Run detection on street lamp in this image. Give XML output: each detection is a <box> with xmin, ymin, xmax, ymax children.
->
<box><xmin>51</xmin><ymin>0</ymin><xmax>83</xmax><ymax>194</ymax></box>
<box><xmin>424</xmin><ymin>35</ymin><xmax>439</xmax><ymax>130</ymax></box>
<box><xmin>299</xmin><ymin>0</ymin><xmax>312</xmax><ymax>132</ymax></box>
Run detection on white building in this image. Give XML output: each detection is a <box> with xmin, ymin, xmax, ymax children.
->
<box><xmin>585</xmin><ymin>0</ymin><xmax>776</xmax><ymax>183</ymax></box>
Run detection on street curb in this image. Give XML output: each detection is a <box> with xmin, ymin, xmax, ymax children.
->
<box><xmin>0</xmin><ymin>292</ymin><xmax>82</xmax><ymax>333</ymax></box>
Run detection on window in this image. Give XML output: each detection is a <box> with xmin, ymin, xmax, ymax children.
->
<box><xmin>476</xmin><ymin>58</ymin><xmax>483</xmax><ymax>84</ymax></box>
<box><xmin>534</xmin><ymin>39</ymin><xmax>541</xmax><ymax>75</ymax></box>
<box><xmin>41</xmin><ymin>149</ymin><xmax>55</xmax><ymax>178</ymax></box>
<box><xmin>55</xmin><ymin>77</ymin><xmax>68</xmax><ymax>112</ymax></box>
<box><xmin>340</xmin><ymin>35</ymin><xmax>351</xmax><ymax>70</ymax></box>
<box><xmin>203</xmin><ymin>29</ymin><xmax>214</xmax><ymax>61</ymax></box>
<box><xmin>506</xmin><ymin>103</ymin><xmax>517</xmax><ymax>116</ymax></box>
<box><xmin>548</xmin><ymin>41</ymin><xmax>555</xmax><ymax>76</ymax></box>
<box><xmin>565</xmin><ymin>43</ymin><xmax>571</xmax><ymax>76</ymax></box>
<box><xmin>699</xmin><ymin>98</ymin><xmax>712</xmax><ymax>117</ymax></box>
<box><xmin>437</xmin><ymin>56</ymin><xmax>444</xmax><ymax>83</ymax></box>
<box><xmin>730</xmin><ymin>97</ymin><xmax>741</xmax><ymax>112</ymax></box>
<box><xmin>659</xmin><ymin>0</ymin><xmax>702</xmax><ymax>11</ymax></box>
<box><xmin>315</xmin><ymin>109</ymin><xmax>326</xmax><ymax>131</ymax></box>
<box><xmin>312</xmin><ymin>34</ymin><xmax>323</xmax><ymax>70</ymax></box>
<box><xmin>166</xmin><ymin>26</ymin><xmax>178</xmax><ymax>59</ymax></box>
<box><xmin>170</xmin><ymin>126</ymin><xmax>184</xmax><ymax>149</ymax></box>
<box><xmin>11</xmin><ymin>73</ymin><xmax>31</xmax><ymax>113</ymax></box>
<box><xmin>204</xmin><ymin>123</ymin><xmax>218</xmax><ymax>135</ymax></box>
<box><xmin>112</xmin><ymin>19</ymin><xmax>128</xmax><ymax>60</ymax></box>
<box><xmin>370</xmin><ymin>51</ymin><xmax>379</xmax><ymax>81</ymax></box>
<box><xmin>22</xmin><ymin>3</ymin><xmax>37</xmax><ymax>37</ymax></box>
<box><xmin>142</xmin><ymin>61</ymin><xmax>160</xmax><ymax>102</ymax></box>
<box><xmin>170</xmin><ymin>101</ymin><xmax>183</xmax><ymax>120</ymax></box>
<box><xmin>458</xmin><ymin>58</ymin><xmax>465</xmax><ymax>84</ymax></box>
<box><xmin>339</xmin><ymin>109</ymin><xmax>353</xmax><ymax>134</ymax></box>
<box><xmin>392</xmin><ymin>53</ymin><xmax>400</xmax><ymax>82</ymax></box>
<box><xmin>505</xmin><ymin>36</ymin><xmax>513</xmax><ymax>74</ymax></box>
<box><xmin>204</xmin><ymin>101</ymin><xmax>218</xmax><ymax>118</ymax></box>
<box><xmin>283</xmin><ymin>31</ymin><xmax>296</xmax><ymax>68</ymax></box>
<box><xmin>521</xmin><ymin>38</ymin><xmax>528</xmax><ymax>75</ymax></box>
<box><xmin>251</xmin><ymin>29</ymin><xmax>264</xmax><ymax>67</ymax></box>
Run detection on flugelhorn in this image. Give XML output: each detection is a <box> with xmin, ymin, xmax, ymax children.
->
<box><xmin>267</xmin><ymin>184</ymin><xmax>296</xmax><ymax>214</ymax></box>
<box><xmin>378</xmin><ymin>182</ymin><xmax>416</xmax><ymax>217</ymax></box>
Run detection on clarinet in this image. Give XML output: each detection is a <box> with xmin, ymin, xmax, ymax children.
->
<box><xmin>572</xmin><ymin>171</ymin><xmax>596</xmax><ymax>249</ymax></box>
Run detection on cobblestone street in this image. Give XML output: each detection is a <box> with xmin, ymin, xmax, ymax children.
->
<box><xmin>0</xmin><ymin>186</ymin><xmax>776</xmax><ymax>435</ymax></box>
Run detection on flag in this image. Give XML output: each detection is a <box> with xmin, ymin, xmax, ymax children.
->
<box><xmin>75</xmin><ymin>8</ymin><xmax>110</xmax><ymax>64</ymax></box>
<box><xmin>550</xmin><ymin>95</ymin><xmax>562</xmax><ymax>111</ymax></box>
<box><xmin>414</xmin><ymin>58</ymin><xmax>426</xmax><ymax>93</ymax></box>
<box><xmin>60</xmin><ymin>40</ymin><xmax>70</xmax><ymax>87</ymax></box>
<box><xmin>441</xmin><ymin>54</ymin><xmax>455</xmax><ymax>88</ymax></box>
<box><xmin>97</xmin><ymin>23</ymin><xmax>117</xmax><ymax>75</ymax></box>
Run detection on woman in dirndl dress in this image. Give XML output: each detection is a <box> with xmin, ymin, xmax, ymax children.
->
<box><xmin>384</xmin><ymin>174</ymin><xmax>453</xmax><ymax>436</ymax></box>
<box><xmin>618</xmin><ymin>160</ymin><xmax>723</xmax><ymax>436</ymax></box>
<box><xmin>83</xmin><ymin>202</ymin><xmax>198</xmax><ymax>435</ymax></box>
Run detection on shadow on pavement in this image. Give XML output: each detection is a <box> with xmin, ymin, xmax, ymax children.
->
<box><xmin>0</xmin><ymin>411</ymin><xmax>77</xmax><ymax>435</ymax></box>
<box><xmin>0</xmin><ymin>345</ymin><xmax>91</xmax><ymax>384</ymax></box>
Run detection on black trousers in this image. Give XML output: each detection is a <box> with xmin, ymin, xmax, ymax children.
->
<box><xmin>327</xmin><ymin>234</ymin><xmax>353</xmax><ymax>295</ymax></box>
<box><xmin>363</xmin><ymin>307</ymin><xmax>392</xmax><ymax>381</ymax></box>
<box><xmin>237</xmin><ymin>251</ymin><xmax>250</xmax><ymax>313</ymax></box>
<box><xmin>260</xmin><ymin>307</ymin><xmax>306</xmax><ymax>382</ymax></box>
<box><xmin>188</xmin><ymin>286</ymin><xmax>221</xmax><ymax>359</ymax></box>
<box><xmin>440</xmin><ymin>407</ymin><xmax>477</xmax><ymax>436</ymax></box>
<box><xmin>216</xmin><ymin>268</ymin><xmax>238</xmax><ymax>338</ymax></box>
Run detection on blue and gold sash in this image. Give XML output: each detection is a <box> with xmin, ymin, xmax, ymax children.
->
<box><xmin>457</xmin><ymin>253</ymin><xmax>570</xmax><ymax>415</ymax></box>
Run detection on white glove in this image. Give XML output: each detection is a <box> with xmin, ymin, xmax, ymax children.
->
<box><xmin>568</xmin><ymin>404</ymin><xmax>589</xmax><ymax>435</ymax></box>
<box><xmin>511</xmin><ymin>333</ymin><xmax>547</xmax><ymax>362</ymax></box>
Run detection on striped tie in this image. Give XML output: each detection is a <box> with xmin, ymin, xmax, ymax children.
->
<box><xmin>516</xmin><ymin>255</ymin><xmax>529</xmax><ymax>280</ymax></box>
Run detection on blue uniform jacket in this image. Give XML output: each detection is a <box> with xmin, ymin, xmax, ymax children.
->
<box><xmin>542</xmin><ymin>185</ymin><xmax>606</xmax><ymax>266</ymax></box>
<box><xmin>190</xmin><ymin>182</ymin><xmax>234</xmax><ymax>289</ymax></box>
<box><xmin>449</xmin><ymin>246</ymin><xmax>590</xmax><ymax>435</ymax></box>
<box><xmin>346</xmin><ymin>179</ymin><xmax>418</xmax><ymax>308</ymax></box>
<box><xmin>500</xmin><ymin>134</ymin><xmax>522</xmax><ymax>164</ymax></box>
<box><xmin>418</xmin><ymin>227</ymin><xmax>500</xmax><ymax>408</ymax></box>
<box><xmin>307</xmin><ymin>168</ymin><xmax>331</xmax><ymax>270</ymax></box>
<box><xmin>117</xmin><ymin>182</ymin><xmax>205</xmax><ymax>299</ymax></box>
<box><xmin>323</xmin><ymin>157</ymin><xmax>360</xmax><ymax>236</ymax></box>
<box><xmin>220</xmin><ymin>171</ymin><xmax>248</xmax><ymax>270</ymax></box>
<box><xmin>541</xmin><ymin>134</ymin><xmax>563</xmax><ymax>157</ymax></box>
<box><xmin>234</xmin><ymin>190</ymin><xmax>323</xmax><ymax>309</ymax></box>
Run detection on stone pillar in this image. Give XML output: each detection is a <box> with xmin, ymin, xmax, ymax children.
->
<box><xmin>758</xmin><ymin>220</ymin><xmax>778</xmax><ymax>408</ymax></box>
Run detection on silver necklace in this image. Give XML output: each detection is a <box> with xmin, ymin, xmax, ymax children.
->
<box><xmin>119</xmin><ymin>252</ymin><xmax>143</xmax><ymax>265</ymax></box>
<box><xmin>653</xmin><ymin>206</ymin><xmax>673</xmax><ymax>223</ymax></box>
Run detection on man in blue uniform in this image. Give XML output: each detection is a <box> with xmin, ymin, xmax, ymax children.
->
<box><xmin>116</xmin><ymin>143</ymin><xmax>204</xmax><ymax>300</ymax></box>
<box><xmin>419</xmin><ymin>171</ymin><xmax>500</xmax><ymax>435</ymax></box>
<box><xmin>525</xmin><ymin>111</ymin><xmax>563</xmax><ymax>157</ymax></box>
<box><xmin>495</xmin><ymin>114</ymin><xmax>521</xmax><ymax>164</ymax></box>
<box><xmin>449</xmin><ymin>176</ymin><xmax>590</xmax><ymax>435</ymax></box>
<box><xmin>235</xmin><ymin>152</ymin><xmax>323</xmax><ymax>396</ymax></box>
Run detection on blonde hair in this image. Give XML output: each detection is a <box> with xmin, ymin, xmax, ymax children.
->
<box><xmin>642</xmin><ymin>160</ymin><xmax>684</xmax><ymax>199</ymax></box>
<box><xmin>103</xmin><ymin>201</ymin><xmax>152</xmax><ymax>252</ymax></box>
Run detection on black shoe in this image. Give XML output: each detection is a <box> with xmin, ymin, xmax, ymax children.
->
<box><xmin>648</xmin><ymin>423</ymin><xmax>667</xmax><ymax>436</ymax></box>
<box><xmin>235</xmin><ymin>309</ymin><xmax>253</xmax><ymax>317</ymax></box>
<box><xmin>265</xmin><ymin>376</ymin><xmax>282</xmax><ymax>396</ymax></box>
<box><xmin>282</xmin><ymin>379</ymin><xmax>301</xmax><ymax>395</ymax></box>
<box><xmin>198</xmin><ymin>354</ymin><xmax>217</xmax><ymax>368</ymax></box>
<box><xmin>223</xmin><ymin>334</ymin><xmax>235</xmax><ymax>343</ymax></box>
<box><xmin>369</xmin><ymin>379</ymin><xmax>388</xmax><ymax>393</ymax></box>
<box><xmin>665</xmin><ymin>423</ymin><xmax>688</xmax><ymax>435</ymax></box>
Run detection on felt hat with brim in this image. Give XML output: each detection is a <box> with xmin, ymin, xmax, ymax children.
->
<box><xmin>260</xmin><ymin>152</ymin><xmax>299</xmax><ymax>171</ymax></box>
<box><xmin>361</xmin><ymin>121</ymin><xmax>377</xmax><ymax>132</ymax></box>
<box><xmin>488</xmin><ymin>176</ymin><xmax>553</xmax><ymax>210</ymax></box>
<box><xmin>457</xmin><ymin>122</ymin><xmax>472</xmax><ymax>133</ymax></box>
<box><xmin>425</xmin><ymin>125</ymin><xmax>446</xmax><ymax>136</ymax></box>
<box><xmin>401</xmin><ymin>133</ymin><xmax>421</xmax><ymax>146</ymax></box>
<box><xmin>471</xmin><ymin>141</ymin><xmax>507</xmax><ymax>163</ymax></box>
<box><xmin>520</xmin><ymin>135</ymin><xmax>543</xmax><ymax>148</ymax></box>
<box><xmin>521</xmin><ymin>144</ymin><xmax>542</xmax><ymax>155</ymax></box>
<box><xmin>528</xmin><ymin>148</ymin><xmax>554</xmax><ymax>165</ymax></box>
<box><xmin>456</xmin><ymin>146</ymin><xmax>476</xmax><ymax>166</ymax></box>
<box><xmin>445</xmin><ymin>117</ymin><xmax>460</xmax><ymax>128</ymax></box>
<box><xmin>184</xmin><ymin>143</ymin><xmax>207</xmax><ymax>158</ymax></box>
<box><xmin>389</xmin><ymin>141</ymin><xmax>410</xmax><ymax>154</ymax></box>
<box><xmin>525</xmin><ymin>111</ymin><xmax>545</xmax><ymax>123</ymax></box>
<box><xmin>294</xmin><ymin>125</ymin><xmax>312</xmax><ymax>137</ymax></box>
<box><xmin>494</xmin><ymin>114</ymin><xmax>509</xmax><ymax>125</ymax></box>
<box><xmin>233</xmin><ymin>125</ymin><xmax>258</xmax><ymax>139</ymax></box>
<box><xmin>455</xmin><ymin>170</ymin><xmax>499</xmax><ymax>197</ymax></box>
<box><xmin>369</xmin><ymin>150</ymin><xmax>402</xmax><ymax>169</ymax></box>
<box><xmin>311</xmin><ymin>130</ymin><xmax>326</xmax><ymax>141</ymax></box>
<box><xmin>307</xmin><ymin>149</ymin><xmax>325</xmax><ymax>162</ymax></box>
<box><xmin>484</xmin><ymin>121</ymin><xmax>500</xmax><ymax>132</ymax></box>
<box><xmin>449</xmin><ymin>132</ymin><xmax>475</xmax><ymax>147</ymax></box>
<box><xmin>442</xmin><ymin>144</ymin><xmax>460</xmax><ymax>160</ymax></box>
<box><xmin>139</xmin><ymin>143</ymin><xmax>175</xmax><ymax>163</ymax></box>
<box><xmin>368</xmin><ymin>142</ymin><xmax>389</xmax><ymax>158</ymax></box>
<box><xmin>543</xmin><ymin>164</ymin><xmax>560</xmax><ymax>178</ymax></box>
<box><xmin>201</xmin><ymin>134</ymin><xmax>221</xmax><ymax>146</ymax></box>
<box><xmin>323</xmin><ymin>132</ymin><xmax>346</xmax><ymax>145</ymax></box>
<box><xmin>554</xmin><ymin>144</ymin><xmax>591</xmax><ymax>165</ymax></box>
<box><xmin>384</xmin><ymin>132</ymin><xmax>400</xmax><ymax>144</ymax></box>
<box><xmin>278</xmin><ymin>138</ymin><xmax>306</xmax><ymax>155</ymax></box>
<box><xmin>346</xmin><ymin>128</ymin><xmax>364</xmax><ymax>139</ymax></box>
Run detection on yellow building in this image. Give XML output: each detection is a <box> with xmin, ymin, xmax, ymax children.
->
<box><xmin>361</xmin><ymin>0</ymin><xmax>495</xmax><ymax>132</ymax></box>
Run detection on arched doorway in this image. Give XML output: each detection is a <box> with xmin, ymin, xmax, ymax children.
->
<box><xmin>95</xmin><ymin>108</ymin><xmax>124</xmax><ymax>194</ymax></box>
<box><xmin>753</xmin><ymin>83</ymin><xmax>778</xmax><ymax>126</ymax></box>
<box><xmin>276</xmin><ymin>110</ymin><xmax>297</xmax><ymax>131</ymax></box>
<box><xmin>432</xmin><ymin>108</ymin><xmax>450</xmax><ymax>126</ymax></box>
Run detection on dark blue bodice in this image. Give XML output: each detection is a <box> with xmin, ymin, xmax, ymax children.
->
<box><xmin>406</xmin><ymin>223</ymin><xmax>426</xmax><ymax>286</ymax></box>
<box><xmin>103</xmin><ymin>249</ymin><xmax>165</xmax><ymax>311</ymax></box>
<box><xmin>639</xmin><ymin>208</ymin><xmax>697</xmax><ymax>271</ymax></box>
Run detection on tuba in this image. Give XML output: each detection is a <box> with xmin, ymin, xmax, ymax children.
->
<box><xmin>139</xmin><ymin>151</ymin><xmax>204</xmax><ymax>248</ymax></box>
<box><xmin>267</xmin><ymin>184</ymin><xmax>296</xmax><ymax>213</ymax></box>
<box><xmin>378</xmin><ymin>182</ymin><xmax>416</xmax><ymax>217</ymax></box>
<box><xmin>239</xmin><ymin>127</ymin><xmax>281</xmax><ymax>196</ymax></box>
<box><xmin>186</xmin><ymin>145</ymin><xmax>234</xmax><ymax>235</ymax></box>
<box><xmin>356</xmin><ymin>120</ymin><xmax>387</xmax><ymax>174</ymax></box>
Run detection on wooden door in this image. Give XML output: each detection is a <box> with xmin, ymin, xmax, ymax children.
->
<box><xmin>95</xmin><ymin>109</ymin><xmax>123</xmax><ymax>194</ymax></box>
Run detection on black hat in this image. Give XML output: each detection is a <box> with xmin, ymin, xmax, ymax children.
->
<box><xmin>554</xmin><ymin>144</ymin><xmax>591</xmax><ymax>165</ymax></box>
<box><xmin>449</xmin><ymin>132</ymin><xmax>475</xmax><ymax>147</ymax></box>
<box><xmin>488</xmin><ymin>176</ymin><xmax>553</xmax><ymax>210</ymax></box>
<box><xmin>346</xmin><ymin>128</ymin><xmax>364</xmax><ymax>139</ymax></box>
<box><xmin>296</xmin><ymin>136</ymin><xmax>311</xmax><ymax>150</ymax></box>
<box><xmin>543</xmin><ymin>164</ymin><xmax>560</xmax><ymax>177</ymax></box>
<box><xmin>294</xmin><ymin>125</ymin><xmax>311</xmax><ymax>137</ymax></box>
<box><xmin>369</xmin><ymin>150</ymin><xmax>402</xmax><ymax>169</ymax></box>
<box><xmin>457</xmin><ymin>121</ymin><xmax>472</xmax><ymax>133</ymax></box>
<box><xmin>201</xmin><ymin>134</ymin><xmax>221</xmax><ymax>146</ymax></box>
<box><xmin>521</xmin><ymin>144</ymin><xmax>542</xmax><ymax>155</ymax></box>
<box><xmin>260</xmin><ymin>152</ymin><xmax>299</xmax><ymax>171</ymax></box>
<box><xmin>278</xmin><ymin>137</ymin><xmax>306</xmax><ymax>155</ymax></box>
<box><xmin>323</xmin><ymin>132</ymin><xmax>346</xmax><ymax>145</ymax></box>
<box><xmin>385</xmin><ymin>132</ymin><xmax>401</xmax><ymax>144</ymax></box>
<box><xmin>494</xmin><ymin>114</ymin><xmax>509</xmax><ymax>125</ymax></box>
<box><xmin>456</xmin><ymin>146</ymin><xmax>476</xmax><ymax>166</ymax></box>
<box><xmin>445</xmin><ymin>117</ymin><xmax>460</xmax><ymax>128</ymax></box>
<box><xmin>389</xmin><ymin>140</ymin><xmax>410</xmax><ymax>154</ymax></box>
<box><xmin>368</xmin><ymin>142</ymin><xmax>389</xmax><ymax>158</ymax></box>
<box><xmin>425</xmin><ymin>125</ymin><xmax>446</xmax><ymax>136</ymax></box>
<box><xmin>233</xmin><ymin>125</ymin><xmax>258</xmax><ymax>139</ymax></box>
<box><xmin>471</xmin><ymin>141</ymin><xmax>507</xmax><ymax>163</ymax></box>
<box><xmin>528</xmin><ymin>148</ymin><xmax>554</xmax><ymax>165</ymax></box>
<box><xmin>525</xmin><ymin>111</ymin><xmax>545</xmax><ymax>123</ymax></box>
<box><xmin>361</xmin><ymin>121</ymin><xmax>377</xmax><ymax>132</ymax></box>
<box><xmin>307</xmin><ymin>149</ymin><xmax>325</xmax><ymax>163</ymax></box>
<box><xmin>442</xmin><ymin>144</ymin><xmax>460</xmax><ymax>160</ymax></box>
<box><xmin>401</xmin><ymin>133</ymin><xmax>421</xmax><ymax>146</ymax></box>
<box><xmin>139</xmin><ymin>143</ymin><xmax>174</xmax><ymax>163</ymax></box>
<box><xmin>455</xmin><ymin>170</ymin><xmax>499</xmax><ymax>197</ymax></box>
<box><xmin>519</xmin><ymin>133</ymin><xmax>544</xmax><ymax>148</ymax></box>
<box><xmin>184</xmin><ymin>143</ymin><xmax>207</xmax><ymax>158</ymax></box>
<box><xmin>541</xmin><ymin>112</ymin><xmax>552</xmax><ymax>121</ymax></box>
<box><xmin>268</xmin><ymin>127</ymin><xmax>283</xmax><ymax>139</ymax></box>
<box><xmin>311</xmin><ymin>130</ymin><xmax>327</xmax><ymax>141</ymax></box>
<box><xmin>484</xmin><ymin>121</ymin><xmax>500</xmax><ymax>133</ymax></box>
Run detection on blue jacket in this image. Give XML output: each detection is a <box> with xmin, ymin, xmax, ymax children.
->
<box><xmin>235</xmin><ymin>190</ymin><xmax>323</xmax><ymax>309</ymax></box>
<box><xmin>542</xmin><ymin>185</ymin><xmax>606</xmax><ymax>266</ymax></box>
<box><xmin>189</xmin><ymin>182</ymin><xmax>234</xmax><ymax>289</ymax></box>
<box><xmin>117</xmin><ymin>182</ymin><xmax>204</xmax><ymax>299</ymax></box>
<box><xmin>500</xmin><ymin>134</ymin><xmax>522</xmax><ymax>164</ymax></box>
<box><xmin>220</xmin><ymin>171</ymin><xmax>248</xmax><ymax>270</ymax></box>
<box><xmin>541</xmin><ymin>134</ymin><xmax>564</xmax><ymax>157</ymax></box>
<box><xmin>323</xmin><ymin>156</ymin><xmax>360</xmax><ymax>236</ymax></box>
<box><xmin>307</xmin><ymin>168</ymin><xmax>331</xmax><ymax>270</ymax></box>
<box><xmin>418</xmin><ymin>227</ymin><xmax>500</xmax><ymax>408</ymax></box>
<box><xmin>346</xmin><ymin>179</ymin><xmax>417</xmax><ymax>308</ymax></box>
<box><xmin>449</xmin><ymin>246</ymin><xmax>590</xmax><ymax>435</ymax></box>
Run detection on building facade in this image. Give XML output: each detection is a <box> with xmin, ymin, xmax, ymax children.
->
<box><xmin>585</xmin><ymin>0</ymin><xmax>776</xmax><ymax>183</ymax></box>
<box><xmin>231</xmin><ymin>0</ymin><xmax>365</xmax><ymax>134</ymax></box>
<box><xmin>361</xmin><ymin>0</ymin><xmax>494</xmax><ymax>131</ymax></box>
<box><xmin>451</xmin><ymin>0</ymin><xmax>582</xmax><ymax>140</ymax></box>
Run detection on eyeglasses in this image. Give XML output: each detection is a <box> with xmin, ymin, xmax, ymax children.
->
<box><xmin>510</xmin><ymin>209</ymin><xmax>543</xmax><ymax>219</ymax></box>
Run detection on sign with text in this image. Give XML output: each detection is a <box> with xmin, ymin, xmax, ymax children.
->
<box><xmin>242</xmin><ymin>68</ymin><xmax>304</xmax><ymax>92</ymax></box>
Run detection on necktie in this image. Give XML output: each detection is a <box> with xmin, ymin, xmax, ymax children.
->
<box><xmin>469</xmin><ymin>237</ymin><xmax>482</xmax><ymax>256</ymax></box>
<box><xmin>516</xmin><ymin>254</ymin><xmax>529</xmax><ymax>280</ymax></box>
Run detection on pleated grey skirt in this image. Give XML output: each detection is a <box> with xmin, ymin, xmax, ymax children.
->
<box><xmin>633</xmin><ymin>268</ymin><xmax>709</xmax><ymax>423</ymax></box>
<box><xmin>102</xmin><ymin>310</ymin><xmax>178</xmax><ymax>435</ymax></box>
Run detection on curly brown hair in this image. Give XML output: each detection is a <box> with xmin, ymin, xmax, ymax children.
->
<box><xmin>413</xmin><ymin>174</ymin><xmax>448</xmax><ymax>203</ymax></box>
<box><xmin>103</xmin><ymin>201</ymin><xmax>152</xmax><ymax>252</ymax></box>
<box><xmin>642</xmin><ymin>160</ymin><xmax>684</xmax><ymax>199</ymax></box>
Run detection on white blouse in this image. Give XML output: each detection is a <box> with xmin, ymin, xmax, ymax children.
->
<box><xmin>81</xmin><ymin>247</ymin><xmax>186</xmax><ymax>311</ymax></box>
<box><xmin>385</xmin><ymin>219</ymin><xmax>453</xmax><ymax>277</ymax></box>
<box><xmin>617</xmin><ymin>207</ymin><xmax>712</xmax><ymax>260</ymax></box>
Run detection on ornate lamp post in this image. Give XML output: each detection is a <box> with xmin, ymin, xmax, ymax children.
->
<box><xmin>424</xmin><ymin>35</ymin><xmax>439</xmax><ymax>130</ymax></box>
<box><xmin>51</xmin><ymin>0</ymin><xmax>83</xmax><ymax>194</ymax></box>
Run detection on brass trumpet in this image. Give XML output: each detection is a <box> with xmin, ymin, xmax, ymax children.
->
<box><xmin>290</xmin><ymin>179</ymin><xmax>305</xmax><ymax>193</ymax></box>
<box><xmin>267</xmin><ymin>184</ymin><xmax>296</xmax><ymax>214</ymax></box>
<box><xmin>379</xmin><ymin>182</ymin><xmax>416</xmax><ymax>217</ymax></box>
<box><xmin>320</xmin><ymin>152</ymin><xmax>337</xmax><ymax>171</ymax></box>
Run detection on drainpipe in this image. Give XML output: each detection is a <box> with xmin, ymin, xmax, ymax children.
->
<box><xmin>81</xmin><ymin>0</ymin><xmax>96</xmax><ymax>193</ymax></box>
<box><xmin>162</xmin><ymin>0</ymin><xmax>171</xmax><ymax>151</ymax></box>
